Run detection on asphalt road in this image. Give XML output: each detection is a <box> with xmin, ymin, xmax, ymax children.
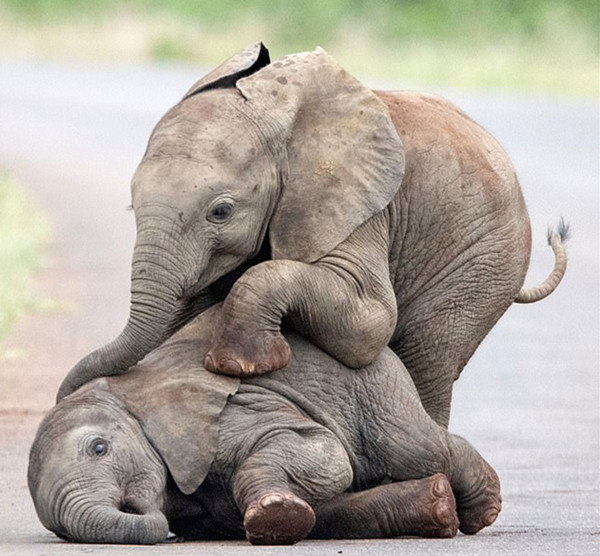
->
<box><xmin>0</xmin><ymin>59</ymin><xmax>598</xmax><ymax>555</ymax></box>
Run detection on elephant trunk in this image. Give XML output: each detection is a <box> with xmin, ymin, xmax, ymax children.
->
<box><xmin>57</xmin><ymin>225</ymin><xmax>201</xmax><ymax>402</ymax></box>
<box><xmin>62</xmin><ymin>497</ymin><xmax>169</xmax><ymax>544</ymax></box>
<box><xmin>56</xmin><ymin>309</ymin><xmax>170</xmax><ymax>402</ymax></box>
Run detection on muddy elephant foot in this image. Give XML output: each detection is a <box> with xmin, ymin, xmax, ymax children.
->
<box><xmin>205</xmin><ymin>328</ymin><xmax>291</xmax><ymax>377</ymax></box>
<box><xmin>457</xmin><ymin>462</ymin><xmax>502</xmax><ymax>535</ymax></box>
<box><xmin>244</xmin><ymin>491</ymin><xmax>316</xmax><ymax>545</ymax></box>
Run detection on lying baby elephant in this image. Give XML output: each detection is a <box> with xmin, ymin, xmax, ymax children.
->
<box><xmin>29</xmin><ymin>308</ymin><xmax>501</xmax><ymax>545</ymax></box>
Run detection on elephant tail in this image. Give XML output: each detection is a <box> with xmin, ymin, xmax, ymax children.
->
<box><xmin>514</xmin><ymin>218</ymin><xmax>569</xmax><ymax>304</ymax></box>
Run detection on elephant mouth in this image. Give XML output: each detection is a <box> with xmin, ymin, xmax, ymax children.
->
<box><xmin>169</xmin><ymin>289</ymin><xmax>211</xmax><ymax>333</ymax></box>
<box><xmin>171</xmin><ymin>247</ymin><xmax>272</xmax><ymax>336</ymax></box>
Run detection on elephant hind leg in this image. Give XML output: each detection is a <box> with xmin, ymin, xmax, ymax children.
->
<box><xmin>446</xmin><ymin>434</ymin><xmax>502</xmax><ymax>535</ymax></box>
<box><xmin>311</xmin><ymin>474</ymin><xmax>458</xmax><ymax>539</ymax></box>
<box><xmin>391</xmin><ymin>266</ymin><xmax>518</xmax><ymax>428</ymax></box>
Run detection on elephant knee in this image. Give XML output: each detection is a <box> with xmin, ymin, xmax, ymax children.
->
<box><xmin>385</xmin><ymin>426</ymin><xmax>453</xmax><ymax>482</ymax></box>
<box><xmin>317</xmin><ymin>436</ymin><xmax>353</xmax><ymax>495</ymax></box>
<box><xmin>334</xmin><ymin>303</ymin><xmax>397</xmax><ymax>369</ymax></box>
<box><xmin>291</xmin><ymin>432</ymin><xmax>353</xmax><ymax>503</ymax></box>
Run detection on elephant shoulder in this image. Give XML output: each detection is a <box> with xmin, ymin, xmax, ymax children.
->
<box><xmin>375</xmin><ymin>90</ymin><xmax>516</xmax><ymax>193</ymax></box>
<box><xmin>375</xmin><ymin>90</ymin><xmax>482</xmax><ymax>142</ymax></box>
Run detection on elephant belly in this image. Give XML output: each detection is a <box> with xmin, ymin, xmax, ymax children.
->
<box><xmin>168</xmin><ymin>476</ymin><xmax>246</xmax><ymax>541</ymax></box>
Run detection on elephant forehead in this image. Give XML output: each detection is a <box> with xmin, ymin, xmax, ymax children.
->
<box><xmin>50</xmin><ymin>395</ymin><xmax>129</xmax><ymax>431</ymax></box>
<box><xmin>146</xmin><ymin>127</ymin><xmax>259</xmax><ymax>164</ymax></box>
<box><xmin>132</xmin><ymin>158</ymin><xmax>239</xmax><ymax>194</ymax></box>
<box><xmin>131</xmin><ymin>156</ymin><xmax>274</xmax><ymax>207</ymax></box>
<box><xmin>33</xmin><ymin>396</ymin><xmax>133</xmax><ymax>459</ymax></box>
<box><xmin>147</xmin><ymin>95</ymin><xmax>262</xmax><ymax>164</ymax></box>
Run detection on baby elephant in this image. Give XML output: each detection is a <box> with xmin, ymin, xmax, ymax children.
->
<box><xmin>29</xmin><ymin>308</ymin><xmax>501</xmax><ymax>545</ymax></box>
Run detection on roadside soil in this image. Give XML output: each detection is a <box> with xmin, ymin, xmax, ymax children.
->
<box><xmin>0</xmin><ymin>153</ymin><xmax>134</xmax><ymax>544</ymax></box>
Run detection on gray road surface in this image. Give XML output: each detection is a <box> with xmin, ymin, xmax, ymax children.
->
<box><xmin>0</xmin><ymin>59</ymin><xmax>598</xmax><ymax>555</ymax></box>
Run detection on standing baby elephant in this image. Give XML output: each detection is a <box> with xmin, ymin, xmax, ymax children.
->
<box><xmin>31</xmin><ymin>307</ymin><xmax>501</xmax><ymax>545</ymax></box>
<box><xmin>57</xmin><ymin>42</ymin><xmax>567</xmax><ymax>428</ymax></box>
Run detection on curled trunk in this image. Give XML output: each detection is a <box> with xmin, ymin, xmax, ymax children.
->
<box><xmin>62</xmin><ymin>499</ymin><xmax>169</xmax><ymax>544</ymax></box>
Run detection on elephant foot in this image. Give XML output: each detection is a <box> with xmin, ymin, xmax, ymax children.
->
<box><xmin>205</xmin><ymin>328</ymin><xmax>291</xmax><ymax>377</ymax></box>
<box><xmin>457</xmin><ymin>462</ymin><xmax>502</xmax><ymax>535</ymax></box>
<box><xmin>417</xmin><ymin>474</ymin><xmax>459</xmax><ymax>538</ymax></box>
<box><xmin>244</xmin><ymin>491</ymin><xmax>316</xmax><ymax>545</ymax></box>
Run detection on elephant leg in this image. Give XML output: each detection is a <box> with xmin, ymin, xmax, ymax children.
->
<box><xmin>446</xmin><ymin>434</ymin><xmax>502</xmax><ymax>535</ymax></box>
<box><xmin>311</xmin><ymin>474</ymin><xmax>459</xmax><ymax>539</ymax></box>
<box><xmin>371</xmin><ymin>403</ymin><xmax>501</xmax><ymax>535</ymax></box>
<box><xmin>205</xmin><ymin>244</ymin><xmax>396</xmax><ymax>376</ymax></box>
<box><xmin>232</xmin><ymin>425</ymin><xmax>353</xmax><ymax>545</ymax></box>
<box><xmin>390</xmin><ymin>322</ymin><xmax>456</xmax><ymax>429</ymax></box>
<box><xmin>391</xmin><ymin>259</ymin><xmax>520</xmax><ymax>428</ymax></box>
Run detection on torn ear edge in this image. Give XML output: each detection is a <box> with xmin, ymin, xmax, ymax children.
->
<box><xmin>183</xmin><ymin>42</ymin><xmax>271</xmax><ymax>99</ymax></box>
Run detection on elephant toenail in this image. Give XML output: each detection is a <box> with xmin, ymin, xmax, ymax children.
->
<box><xmin>431</xmin><ymin>474</ymin><xmax>448</xmax><ymax>496</ymax></box>
<box><xmin>255</xmin><ymin>362</ymin><xmax>270</xmax><ymax>374</ymax></box>
<box><xmin>245</xmin><ymin>506</ymin><xmax>258</xmax><ymax>519</ymax></box>
<box><xmin>204</xmin><ymin>354</ymin><xmax>215</xmax><ymax>371</ymax></box>
<box><xmin>222</xmin><ymin>358</ymin><xmax>243</xmax><ymax>375</ymax></box>
<box><xmin>483</xmin><ymin>509</ymin><xmax>499</xmax><ymax>526</ymax></box>
<box><xmin>432</xmin><ymin>502</ymin><xmax>444</xmax><ymax>523</ymax></box>
<box><xmin>260</xmin><ymin>494</ymin><xmax>283</xmax><ymax>508</ymax></box>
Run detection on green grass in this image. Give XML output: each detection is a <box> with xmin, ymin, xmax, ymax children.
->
<box><xmin>0</xmin><ymin>173</ymin><xmax>49</xmax><ymax>343</ymax></box>
<box><xmin>0</xmin><ymin>1</ymin><xmax>597</xmax><ymax>95</ymax></box>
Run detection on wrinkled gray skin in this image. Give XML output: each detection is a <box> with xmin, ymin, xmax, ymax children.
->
<box><xmin>30</xmin><ymin>307</ymin><xmax>502</xmax><ymax>545</ymax></box>
<box><xmin>57</xmin><ymin>43</ymin><xmax>566</xmax><ymax>427</ymax></box>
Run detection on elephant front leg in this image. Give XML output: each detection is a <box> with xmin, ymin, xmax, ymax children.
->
<box><xmin>232</xmin><ymin>426</ymin><xmax>353</xmax><ymax>545</ymax></box>
<box><xmin>242</xmin><ymin>491</ymin><xmax>315</xmax><ymax>546</ymax></box>
<box><xmin>205</xmin><ymin>257</ymin><xmax>397</xmax><ymax>376</ymax></box>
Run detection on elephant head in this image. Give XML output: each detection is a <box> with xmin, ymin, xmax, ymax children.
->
<box><xmin>57</xmin><ymin>42</ymin><xmax>404</xmax><ymax>400</ymax></box>
<box><xmin>29</xmin><ymin>333</ymin><xmax>240</xmax><ymax>544</ymax></box>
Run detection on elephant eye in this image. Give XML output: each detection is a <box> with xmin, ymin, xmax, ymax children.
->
<box><xmin>207</xmin><ymin>201</ymin><xmax>234</xmax><ymax>223</ymax></box>
<box><xmin>86</xmin><ymin>437</ymin><xmax>110</xmax><ymax>458</ymax></box>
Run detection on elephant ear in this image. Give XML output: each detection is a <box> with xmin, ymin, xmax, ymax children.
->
<box><xmin>237</xmin><ymin>47</ymin><xmax>405</xmax><ymax>263</ymax></box>
<box><xmin>107</xmin><ymin>346</ymin><xmax>240</xmax><ymax>495</ymax></box>
<box><xmin>183</xmin><ymin>42</ymin><xmax>270</xmax><ymax>99</ymax></box>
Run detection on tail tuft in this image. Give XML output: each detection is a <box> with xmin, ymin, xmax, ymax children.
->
<box><xmin>547</xmin><ymin>217</ymin><xmax>571</xmax><ymax>245</ymax></box>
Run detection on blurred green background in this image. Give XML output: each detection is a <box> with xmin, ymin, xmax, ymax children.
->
<box><xmin>0</xmin><ymin>0</ymin><xmax>597</xmax><ymax>344</ymax></box>
<box><xmin>0</xmin><ymin>0</ymin><xmax>597</xmax><ymax>96</ymax></box>
<box><xmin>0</xmin><ymin>174</ymin><xmax>49</xmax><ymax>344</ymax></box>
